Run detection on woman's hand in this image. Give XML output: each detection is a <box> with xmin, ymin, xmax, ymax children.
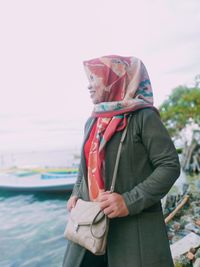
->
<box><xmin>99</xmin><ymin>191</ymin><xmax>129</xmax><ymax>218</ymax></box>
<box><xmin>67</xmin><ymin>196</ymin><xmax>78</xmax><ymax>212</ymax></box>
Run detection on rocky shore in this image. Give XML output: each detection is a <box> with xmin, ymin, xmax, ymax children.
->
<box><xmin>163</xmin><ymin>174</ymin><xmax>200</xmax><ymax>266</ymax></box>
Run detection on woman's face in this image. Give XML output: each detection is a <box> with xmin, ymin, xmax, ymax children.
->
<box><xmin>87</xmin><ymin>74</ymin><xmax>105</xmax><ymax>104</ymax></box>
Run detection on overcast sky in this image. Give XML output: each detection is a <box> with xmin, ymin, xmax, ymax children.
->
<box><xmin>0</xmin><ymin>0</ymin><xmax>199</xmax><ymax>124</ymax></box>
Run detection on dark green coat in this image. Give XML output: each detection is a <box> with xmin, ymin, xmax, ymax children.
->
<box><xmin>62</xmin><ymin>108</ymin><xmax>180</xmax><ymax>267</ymax></box>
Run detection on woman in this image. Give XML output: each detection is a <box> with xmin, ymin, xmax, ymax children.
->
<box><xmin>62</xmin><ymin>55</ymin><xmax>180</xmax><ymax>267</ymax></box>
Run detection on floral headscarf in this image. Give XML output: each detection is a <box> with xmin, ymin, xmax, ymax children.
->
<box><xmin>83</xmin><ymin>55</ymin><xmax>154</xmax><ymax>117</ymax></box>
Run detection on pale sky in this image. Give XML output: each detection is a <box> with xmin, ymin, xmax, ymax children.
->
<box><xmin>0</xmin><ymin>0</ymin><xmax>199</xmax><ymax>124</ymax></box>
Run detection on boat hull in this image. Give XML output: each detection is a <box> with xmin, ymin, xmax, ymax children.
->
<box><xmin>0</xmin><ymin>173</ymin><xmax>76</xmax><ymax>192</ymax></box>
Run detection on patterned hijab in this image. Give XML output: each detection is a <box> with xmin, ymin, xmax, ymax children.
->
<box><xmin>83</xmin><ymin>55</ymin><xmax>154</xmax><ymax>117</ymax></box>
<box><xmin>83</xmin><ymin>55</ymin><xmax>156</xmax><ymax>201</ymax></box>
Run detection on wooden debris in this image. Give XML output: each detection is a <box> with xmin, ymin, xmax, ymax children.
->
<box><xmin>165</xmin><ymin>195</ymin><xmax>190</xmax><ymax>224</ymax></box>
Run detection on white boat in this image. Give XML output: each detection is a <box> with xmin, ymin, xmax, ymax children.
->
<box><xmin>0</xmin><ymin>172</ymin><xmax>77</xmax><ymax>192</ymax></box>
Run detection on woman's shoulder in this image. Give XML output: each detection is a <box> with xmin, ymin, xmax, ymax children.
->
<box><xmin>130</xmin><ymin>107</ymin><xmax>160</xmax><ymax>121</ymax></box>
<box><xmin>128</xmin><ymin>107</ymin><xmax>164</xmax><ymax>134</ymax></box>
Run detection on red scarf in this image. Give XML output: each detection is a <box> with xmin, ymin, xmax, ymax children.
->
<box><xmin>87</xmin><ymin>116</ymin><xmax>126</xmax><ymax>201</ymax></box>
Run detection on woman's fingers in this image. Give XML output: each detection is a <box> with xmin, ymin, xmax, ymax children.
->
<box><xmin>67</xmin><ymin>196</ymin><xmax>78</xmax><ymax>212</ymax></box>
<box><xmin>99</xmin><ymin>192</ymin><xmax>129</xmax><ymax>218</ymax></box>
<box><xmin>107</xmin><ymin>211</ymin><xmax>117</xmax><ymax>219</ymax></box>
<box><xmin>102</xmin><ymin>206</ymin><xmax>114</xmax><ymax>217</ymax></box>
<box><xmin>99</xmin><ymin>199</ymin><xmax>110</xmax><ymax>210</ymax></box>
<box><xmin>98</xmin><ymin>190</ymin><xmax>111</xmax><ymax>201</ymax></box>
<box><xmin>101</xmin><ymin>201</ymin><xmax>120</xmax><ymax>218</ymax></box>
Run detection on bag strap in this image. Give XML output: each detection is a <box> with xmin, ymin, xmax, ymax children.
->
<box><xmin>110</xmin><ymin>114</ymin><xmax>132</xmax><ymax>192</ymax></box>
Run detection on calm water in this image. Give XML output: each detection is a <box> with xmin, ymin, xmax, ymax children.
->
<box><xmin>0</xmin><ymin>191</ymin><xmax>71</xmax><ymax>267</ymax></box>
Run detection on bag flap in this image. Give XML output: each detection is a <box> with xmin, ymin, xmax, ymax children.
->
<box><xmin>70</xmin><ymin>199</ymin><xmax>105</xmax><ymax>225</ymax></box>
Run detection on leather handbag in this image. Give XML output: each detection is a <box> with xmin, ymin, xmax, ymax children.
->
<box><xmin>64</xmin><ymin>116</ymin><xmax>131</xmax><ymax>255</ymax></box>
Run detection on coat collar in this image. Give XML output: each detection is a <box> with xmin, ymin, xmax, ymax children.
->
<box><xmin>80</xmin><ymin>117</ymin><xmax>97</xmax><ymax>181</ymax></box>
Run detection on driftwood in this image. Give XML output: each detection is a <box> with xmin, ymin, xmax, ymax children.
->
<box><xmin>165</xmin><ymin>195</ymin><xmax>190</xmax><ymax>224</ymax></box>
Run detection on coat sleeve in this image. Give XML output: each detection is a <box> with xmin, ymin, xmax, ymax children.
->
<box><xmin>122</xmin><ymin>109</ymin><xmax>180</xmax><ymax>215</ymax></box>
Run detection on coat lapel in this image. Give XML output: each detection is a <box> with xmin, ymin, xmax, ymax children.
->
<box><xmin>80</xmin><ymin>117</ymin><xmax>97</xmax><ymax>181</ymax></box>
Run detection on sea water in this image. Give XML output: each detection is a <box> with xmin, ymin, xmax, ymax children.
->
<box><xmin>0</xmin><ymin>191</ymin><xmax>71</xmax><ymax>267</ymax></box>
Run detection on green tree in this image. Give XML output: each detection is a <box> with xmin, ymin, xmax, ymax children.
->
<box><xmin>159</xmin><ymin>85</ymin><xmax>200</xmax><ymax>138</ymax></box>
